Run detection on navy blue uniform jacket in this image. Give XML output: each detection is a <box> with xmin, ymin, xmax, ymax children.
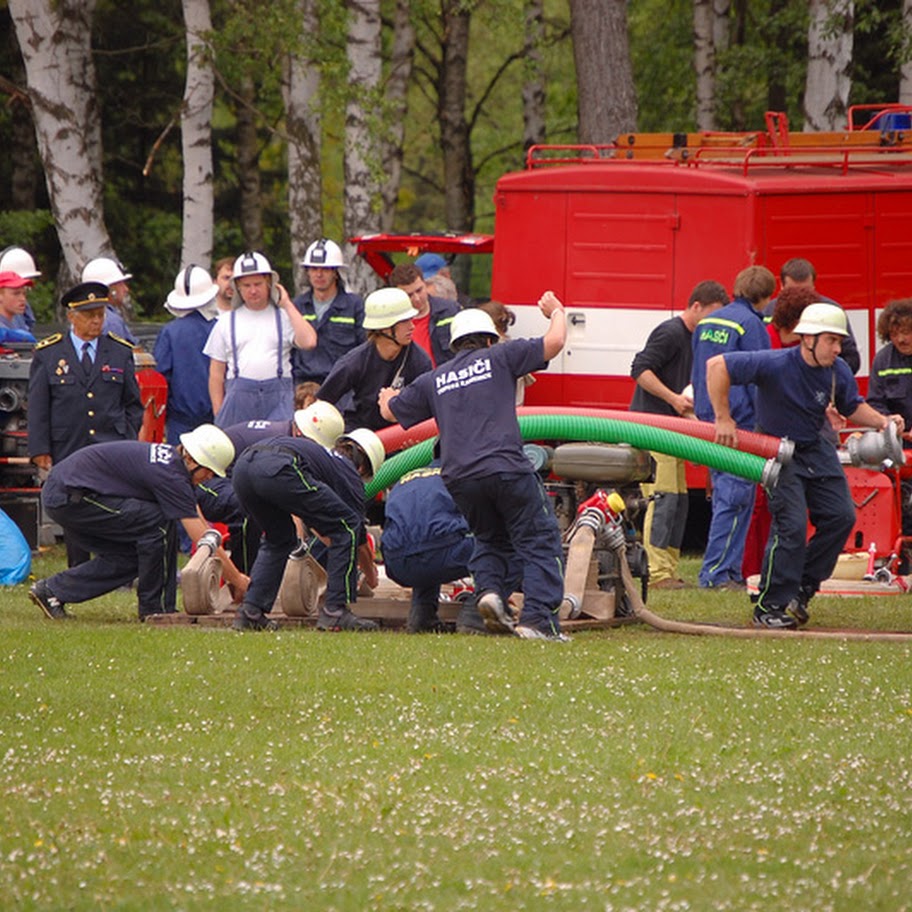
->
<box><xmin>28</xmin><ymin>331</ymin><xmax>144</xmax><ymax>462</ymax></box>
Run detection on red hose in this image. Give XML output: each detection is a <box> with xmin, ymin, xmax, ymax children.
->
<box><xmin>376</xmin><ymin>406</ymin><xmax>791</xmax><ymax>463</ymax></box>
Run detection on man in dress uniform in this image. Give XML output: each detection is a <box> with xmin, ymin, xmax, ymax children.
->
<box><xmin>28</xmin><ymin>282</ymin><xmax>144</xmax><ymax>565</ymax></box>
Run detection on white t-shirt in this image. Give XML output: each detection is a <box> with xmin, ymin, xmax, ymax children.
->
<box><xmin>203</xmin><ymin>306</ymin><xmax>296</xmax><ymax>380</ymax></box>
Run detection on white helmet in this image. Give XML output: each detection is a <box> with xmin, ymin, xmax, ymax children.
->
<box><xmin>0</xmin><ymin>246</ymin><xmax>40</xmax><ymax>279</ymax></box>
<box><xmin>450</xmin><ymin>308</ymin><xmax>499</xmax><ymax>344</ymax></box>
<box><xmin>82</xmin><ymin>256</ymin><xmax>132</xmax><ymax>286</ymax></box>
<box><xmin>166</xmin><ymin>264</ymin><xmax>218</xmax><ymax>313</ymax></box>
<box><xmin>362</xmin><ymin>287</ymin><xmax>419</xmax><ymax>330</ymax></box>
<box><xmin>232</xmin><ymin>250</ymin><xmax>274</xmax><ymax>279</ymax></box>
<box><xmin>179</xmin><ymin>424</ymin><xmax>236</xmax><ymax>477</ymax></box>
<box><xmin>793</xmin><ymin>302</ymin><xmax>849</xmax><ymax>337</ymax></box>
<box><xmin>339</xmin><ymin>428</ymin><xmax>385</xmax><ymax>478</ymax></box>
<box><xmin>294</xmin><ymin>400</ymin><xmax>345</xmax><ymax>449</ymax></box>
<box><xmin>302</xmin><ymin>239</ymin><xmax>345</xmax><ymax>269</ymax></box>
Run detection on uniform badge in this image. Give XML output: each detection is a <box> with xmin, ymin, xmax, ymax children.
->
<box><xmin>55</xmin><ymin>359</ymin><xmax>70</xmax><ymax>376</ymax></box>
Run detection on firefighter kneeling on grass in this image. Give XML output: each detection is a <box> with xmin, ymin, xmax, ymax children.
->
<box><xmin>706</xmin><ymin>303</ymin><xmax>904</xmax><ymax>630</ymax></box>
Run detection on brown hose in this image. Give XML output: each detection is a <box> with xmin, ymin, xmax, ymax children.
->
<box><xmin>616</xmin><ymin>545</ymin><xmax>912</xmax><ymax>642</ymax></box>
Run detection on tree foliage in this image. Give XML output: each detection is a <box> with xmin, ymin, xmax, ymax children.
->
<box><xmin>0</xmin><ymin>0</ymin><xmax>910</xmax><ymax>314</ymax></box>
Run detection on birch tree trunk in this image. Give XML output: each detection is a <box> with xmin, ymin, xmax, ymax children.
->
<box><xmin>237</xmin><ymin>73</ymin><xmax>264</xmax><ymax>251</ymax></box>
<box><xmin>8</xmin><ymin>0</ymin><xmax>112</xmax><ymax>282</ymax></box>
<box><xmin>901</xmin><ymin>0</ymin><xmax>912</xmax><ymax>105</ymax></box>
<box><xmin>379</xmin><ymin>0</ymin><xmax>414</xmax><ymax>232</ymax></box>
<box><xmin>523</xmin><ymin>0</ymin><xmax>546</xmax><ymax>152</ymax></box>
<box><xmin>694</xmin><ymin>0</ymin><xmax>715</xmax><ymax>130</ymax></box>
<box><xmin>569</xmin><ymin>0</ymin><xmax>637</xmax><ymax>144</ymax></box>
<box><xmin>439</xmin><ymin>1</ymin><xmax>472</xmax><ymax>233</ymax></box>
<box><xmin>803</xmin><ymin>0</ymin><xmax>854</xmax><ymax>131</ymax></box>
<box><xmin>283</xmin><ymin>0</ymin><xmax>323</xmax><ymax>294</ymax></box>
<box><xmin>180</xmin><ymin>0</ymin><xmax>215</xmax><ymax>268</ymax></box>
<box><xmin>343</xmin><ymin>0</ymin><xmax>383</xmax><ymax>296</ymax></box>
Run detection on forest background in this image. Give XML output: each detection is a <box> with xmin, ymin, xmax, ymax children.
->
<box><xmin>2</xmin><ymin>0</ymin><xmax>911</xmax><ymax>319</ymax></box>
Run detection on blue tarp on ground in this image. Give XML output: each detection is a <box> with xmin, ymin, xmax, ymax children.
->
<box><xmin>0</xmin><ymin>507</ymin><xmax>30</xmax><ymax>585</ymax></box>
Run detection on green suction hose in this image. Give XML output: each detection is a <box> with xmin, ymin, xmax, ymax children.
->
<box><xmin>366</xmin><ymin>413</ymin><xmax>773</xmax><ymax>497</ymax></box>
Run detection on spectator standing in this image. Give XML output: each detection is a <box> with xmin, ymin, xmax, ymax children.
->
<box><xmin>213</xmin><ymin>257</ymin><xmax>235</xmax><ymax>312</ymax></box>
<box><xmin>388</xmin><ymin>262</ymin><xmax>459</xmax><ymax>366</ymax></box>
<box><xmin>630</xmin><ymin>280</ymin><xmax>728</xmax><ymax>589</ymax></box>
<box><xmin>706</xmin><ymin>303</ymin><xmax>903</xmax><ymax>628</ymax></box>
<box><xmin>318</xmin><ymin>288</ymin><xmax>432</xmax><ymax>431</ymax></box>
<box><xmin>691</xmin><ymin>265</ymin><xmax>775</xmax><ymax>590</ymax></box>
<box><xmin>380</xmin><ymin>295</ymin><xmax>569</xmax><ymax>641</ymax></box>
<box><xmin>866</xmin><ymin>298</ymin><xmax>912</xmax><ymax>533</ymax></box>
<box><xmin>81</xmin><ymin>257</ymin><xmax>138</xmax><ymax>345</ymax></box>
<box><xmin>764</xmin><ymin>257</ymin><xmax>860</xmax><ymax>373</ymax></box>
<box><xmin>0</xmin><ymin>246</ymin><xmax>40</xmax><ymax>330</ymax></box>
<box><xmin>0</xmin><ymin>271</ymin><xmax>34</xmax><ymax>332</ymax></box>
<box><xmin>291</xmin><ymin>239</ymin><xmax>366</xmax><ymax>386</ymax></box>
<box><xmin>28</xmin><ymin>282</ymin><xmax>144</xmax><ymax>567</ymax></box>
<box><xmin>153</xmin><ymin>265</ymin><xmax>219</xmax><ymax>442</ymax></box>
<box><xmin>204</xmin><ymin>251</ymin><xmax>317</xmax><ymax>427</ymax></box>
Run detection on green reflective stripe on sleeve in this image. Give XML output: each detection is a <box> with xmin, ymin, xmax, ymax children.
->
<box><xmin>877</xmin><ymin>367</ymin><xmax>912</xmax><ymax>377</ymax></box>
<box><xmin>329</xmin><ymin>316</ymin><xmax>356</xmax><ymax>324</ymax></box>
<box><xmin>697</xmin><ymin>317</ymin><xmax>746</xmax><ymax>335</ymax></box>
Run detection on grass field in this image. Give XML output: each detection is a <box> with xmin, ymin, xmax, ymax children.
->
<box><xmin>1</xmin><ymin>549</ymin><xmax>911</xmax><ymax>911</ymax></box>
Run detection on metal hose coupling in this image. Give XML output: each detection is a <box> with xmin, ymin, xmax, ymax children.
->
<box><xmin>777</xmin><ymin>437</ymin><xmax>795</xmax><ymax>466</ymax></box>
<box><xmin>845</xmin><ymin>422</ymin><xmax>906</xmax><ymax>469</ymax></box>
<box><xmin>760</xmin><ymin>458</ymin><xmax>781</xmax><ymax>490</ymax></box>
<box><xmin>195</xmin><ymin>528</ymin><xmax>223</xmax><ymax>553</ymax></box>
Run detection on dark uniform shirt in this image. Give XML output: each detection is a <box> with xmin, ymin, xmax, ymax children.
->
<box><xmin>389</xmin><ymin>338</ymin><xmax>547</xmax><ymax>483</ymax></box>
<box><xmin>152</xmin><ymin>310</ymin><xmax>215</xmax><ymax>428</ymax></box>
<box><xmin>630</xmin><ymin>315</ymin><xmax>693</xmax><ymax>416</ymax></box>
<box><xmin>422</xmin><ymin>295</ymin><xmax>461</xmax><ymax>366</ymax></box>
<box><xmin>250</xmin><ymin>434</ymin><xmax>366</xmax><ymax>529</ymax></box>
<box><xmin>41</xmin><ymin>440</ymin><xmax>198</xmax><ymax>519</ymax></box>
<box><xmin>291</xmin><ymin>289</ymin><xmax>366</xmax><ymax>384</ymax></box>
<box><xmin>866</xmin><ymin>343</ymin><xmax>912</xmax><ymax>434</ymax></box>
<box><xmin>724</xmin><ymin>346</ymin><xmax>863</xmax><ymax>446</ymax></box>
<box><xmin>222</xmin><ymin>419</ymin><xmax>293</xmax><ymax>473</ymax></box>
<box><xmin>318</xmin><ymin>339</ymin><xmax>432</xmax><ymax>431</ymax></box>
<box><xmin>27</xmin><ymin>330</ymin><xmax>144</xmax><ymax>462</ymax></box>
<box><xmin>383</xmin><ymin>465</ymin><xmax>470</xmax><ymax>558</ymax></box>
<box><xmin>692</xmin><ymin>298</ymin><xmax>770</xmax><ymax>429</ymax></box>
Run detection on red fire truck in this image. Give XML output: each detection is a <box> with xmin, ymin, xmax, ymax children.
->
<box><xmin>355</xmin><ymin>105</ymin><xmax>912</xmax><ymax>561</ymax></box>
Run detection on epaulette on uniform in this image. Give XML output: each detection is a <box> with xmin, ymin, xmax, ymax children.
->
<box><xmin>106</xmin><ymin>332</ymin><xmax>135</xmax><ymax>348</ymax></box>
<box><xmin>35</xmin><ymin>333</ymin><xmax>63</xmax><ymax>350</ymax></box>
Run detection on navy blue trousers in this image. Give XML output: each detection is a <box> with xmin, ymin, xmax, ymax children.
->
<box><xmin>232</xmin><ymin>448</ymin><xmax>362</xmax><ymax>615</ymax></box>
<box><xmin>196</xmin><ymin>476</ymin><xmax>262</xmax><ymax>574</ymax></box>
<box><xmin>43</xmin><ymin>485</ymin><xmax>178</xmax><ymax>617</ymax></box>
<box><xmin>384</xmin><ymin>537</ymin><xmax>475</xmax><ymax>612</ymax></box>
<box><xmin>446</xmin><ymin>471</ymin><xmax>564</xmax><ymax>628</ymax></box>
<box><xmin>754</xmin><ymin>440</ymin><xmax>855</xmax><ymax>610</ymax></box>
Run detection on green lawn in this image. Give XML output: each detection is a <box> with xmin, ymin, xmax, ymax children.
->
<box><xmin>1</xmin><ymin>550</ymin><xmax>911</xmax><ymax>910</ymax></box>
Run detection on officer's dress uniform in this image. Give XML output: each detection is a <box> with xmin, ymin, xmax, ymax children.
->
<box><xmin>291</xmin><ymin>288</ymin><xmax>365</xmax><ymax>385</ymax></box>
<box><xmin>39</xmin><ymin>441</ymin><xmax>198</xmax><ymax>618</ymax></box>
<box><xmin>231</xmin><ymin>436</ymin><xmax>368</xmax><ymax>622</ymax></box>
<box><xmin>28</xmin><ymin>330</ymin><xmax>143</xmax><ymax>463</ymax></box>
<box><xmin>28</xmin><ymin>319</ymin><xmax>143</xmax><ymax>567</ymax></box>
<box><xmin>195</xmin><ymin>419</ymin><xmax>293</xmax><ymax>574</ymax></box>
